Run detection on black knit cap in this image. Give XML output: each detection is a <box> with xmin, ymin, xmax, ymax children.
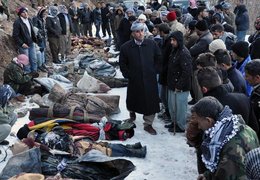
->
<box><xmin>231</xmin><ymin>41</ymin><xmax>249</xmax><ymax>58</ymax></box>
<box><xmin>195</xmin><ymin>19</ymin><xmax>208</xmax><ymax>31</ymax></box>
<box><xmin>17</xmin><ymin>124</ymin><xmax>30</xmax><ymax>140</ymax></box>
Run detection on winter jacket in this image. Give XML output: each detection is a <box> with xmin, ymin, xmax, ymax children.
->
<box><xmin>248</xmin><ymin>31</ymin><xmax>260</xmax><ymax>59</ymax></box>
<box><xmin>12</xmin><ymin>17</ymin><xmax>37</xmax><ymax>47</ymax></box>
<box><xmin>101</xmin><ymin>6</ymin><xmax>109</xmax><ymax>23</ymax></box>
<box><xmin>158</xmin><ymin>35</ymin><xmax>172</xmax><ymax>86</ymax></box>
<box><xmin>220</xmin><ymin>31</ymin><xmax>236</xmax><ymax>51</ymax></box>
<box><xmin>184</xmin><ymin>31</ymin><xmax>199</xmax><ymax>49</ymax></box>
<box><xmin>93</xmin><ymin>8</ymin><xmax>102</xmax><ymax>24</ymax></box>
<box><xmin>68</xmin><ymin>7</ymin><xmax>79</xmax><ymax>23</ymax></box>
<box><xmin>117</xmin><ymin>17</ymin><xmax>132</xmax><ymax>46</ymax></box>
<box><xmin>204</xmin><ymin>85</ymin><xmax>259</xmax><ymax>134</ymax></box>
<box><xmin>32</xmin><ymin>12</ymin><xmax>46</xmax><ymax>44</ymax></box>
<box><xmin>203</xmin><ymin>117</ymin><xmax>259</xmax><ymax>180</ymax></box>
<box><xmin>78</xmin><ymin>8</ymin><xmax>93</xmax><ymax>24</ymax></box>
<box><xmin>3</xmin><ymin>61</ymin><xmax>32</xmax><ymax>92</ymax></box>
<box><xmin>189</xmin><ymin>30</ymin><xmax>213</xmax><ymax>59</ymax></box>
<box><xmin>45</xmin><ymin>15</ymin><xmax>62</xmax><ymax>38</ymax></box>
<box><xmin>168</xmin><ymin>20</ymin><xmax>186</xmax><ymax>35</ymax></box>
<box><xmin>167</xmin><ymin>31</ymin><xmax>192</xmax><ymax>92</ymax></box>
<box><xmin>227</xmin><ymin>65</ymin><xmax>247</xmax><ymax>94</ymax></box>
<box><xmin>234</xmin><ymin>5</ymin><xmax>249</xmax><ymax>31</ymax></box>
<box><xmin>57</xmin><ymin>13</ymin><xmax>73</xmax><ymax>35</ymax></box>
<box><xmin>250</xmin><ymin>84</ymin><xmax>260</xmax><ymax>135</ymax></box>
<box><xmin>235</xmin><ymin>55</ymin><xmax>252</xmax><ymax>96</ymax></box>
<box><xmin>119</xmin><ymin>39</ymin><xmax>162</xmax><ymax>115</ymax></box>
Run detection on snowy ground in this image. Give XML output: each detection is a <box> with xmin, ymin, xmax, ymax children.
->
<box><xmin>0</xmin><ymin>38</ymin><xmax>198</xmax><ymax>179</ymax></box>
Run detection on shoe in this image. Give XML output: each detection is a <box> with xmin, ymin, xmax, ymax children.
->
<box><xmin>126</xmin><ymin>142</ymin><xmax>142</xmax><ymax>149</ymax></box>
<box><xmin>164</xmin><ymin>123</ymin><xmax>174</xmax><ymax>128</ymax></box>
<box><xmin>144</xmin><ymin>125</ymin><xmax>157</xmax><ymax>135</ymax></box>
<box><xmin>168</xmin><ymin>126</ymin><xmax>185</xmax><ymax>133</ymax></box>
<box><xmin>0</xmin><ymin>140</ymin><xmax>9</xmax><ymax>145</ymax></box>
<box><xmin>188</xmin><ymin>99</ymin><xmax>197</xmax><ymax>105</ymax></box>
<box><xmin>129</xmin><ymin>112</ymin><xmax>136</xmax><ymax>121</ymax></box>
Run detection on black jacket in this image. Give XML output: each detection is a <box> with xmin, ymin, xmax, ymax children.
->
<box><xmin>45</xmin><ymin>16</ymin><xmax>62</xmax><ymax>38</ymax></box>
<box><xmin>12</xmin><ymin>17</ymin><xmax>37</xmax><ymax>47</ymax></box>
<box><xmin>250</xmin><ymin>85</ymin><xmax>260</xmax><ymax>133</ymax></box>
<box><xmin>32</xmin><ymin>15</ymin><xmax>46</xmax><ymax>43</ymax></box>
<box><xmin>248</xmin><ymin>32</ymin><xmax>260</xmax><ymax>59</ymax></box>
<box><xmin>204</xmin><ymin>85</ymin><xmax>259</xmax><ymax>134</ymax></box>
<box><xmin>227</xmin><ymin>65</ymin><xmax>247</xmax><ymax>94</ymax></box>
<box><xmin>57</xmin><ymin>13</ymin><xmax>73</xmax><ymax>35</ymax></box>
<box><xmin>167</xmin><ymin>31</ymin><xmax>193</xmax><ymax>91</ymax></box>
<box><xmin>119</xmin><ymin>39</ymin><xmax>162</xmax><ymax>115</ymax></box>
<box><xmin>234</xmin><ymin>5</ymin><xmax>249</xmax><ymax>31</ymax></box>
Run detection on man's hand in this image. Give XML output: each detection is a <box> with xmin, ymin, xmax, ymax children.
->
<box><xmin>197</xmin><ymin>174</ymin><xmax>206</xmax><ymax>180</ymax></box>
<box><xmin>22</xmin><ymin>43</ymin><xmax>29</xmax><ymax>48</ymax></box>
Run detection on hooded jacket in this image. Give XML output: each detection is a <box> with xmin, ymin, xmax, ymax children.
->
<box><xmin>234</xmin><ymin>5</ymin><xmax>249</xmax><ymax>31</ymax></box>
<box><xmin>167</xmin><ymin>31</ymin><xmax>192</xmax><ymax>91</ymax></box>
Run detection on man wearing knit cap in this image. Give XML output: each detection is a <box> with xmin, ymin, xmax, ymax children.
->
<box><xmin>13</xmin><ymin>7</ymin><xmax>38</xmax><ymax>73</ymax></box>
<box><xmin>208</xmin><ymin>39</ymin><xmax>226</xmax><ymax>54</ymax></box>
<box><xmin>231</xmin><ymin>41</ymin><xmax>252</xmax><ymax>96</ymax></box>
<box><xmin>222</xmin><ymin>2</ymin><xmax>235</xmax><ymax>26</ymax></box>
<box><xmin>189</xmin><ymin>19</ymin><xmax>213</xmax><ymax>104</ymax></box>
<box><xmin>119</xmin><ymin>21</ymin><xmax>162</xmax><ymax>135</ymax></box>
<box><xmin>166</xmin><ymin>11</ymin><xmax>186</xmax><ymax>35</ymax></box>
<box><xmin>4</xmin><ymin>54</ymin><xmax>39</xmax><ymax>95</ymax></box>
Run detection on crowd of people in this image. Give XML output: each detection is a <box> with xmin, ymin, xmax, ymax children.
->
<box><xmin>0</xmin><ymin>0</ymin><xmax>260</xmax><ymax>179</ymax></box>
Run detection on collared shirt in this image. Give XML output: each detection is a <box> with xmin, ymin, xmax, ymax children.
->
<box><xmin>134</xmin><ymin>39</ymin><xmax>144</xmax><ymax>46</ymax></box>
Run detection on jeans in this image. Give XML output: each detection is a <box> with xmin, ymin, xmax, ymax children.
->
<box><xmin>236</xmin><ymin>30</ymin><xmax>247</xmax><ymax>42</ymax></box>
<box><xmin>19</xmin><ymin>44</ymin><xmax>37</xmax><ymax>73</ymax></box>
<box><xmin>168</xmin><ymin>90</ymin><xmax>189</xmax><ymax>130</ymax></box>
<box><xmin>95</xmin><ymin>21</ymin><xmax>101</xmax><ymax>38</ymax></box>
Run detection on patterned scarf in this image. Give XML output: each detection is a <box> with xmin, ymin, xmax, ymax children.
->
<box><xmin>201</xmin><ymin>106</ymin><xmax>240</xmax><ymax>172</ymax></box>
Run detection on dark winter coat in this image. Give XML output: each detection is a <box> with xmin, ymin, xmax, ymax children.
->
<box><xmin>250</xmin><ymin>84</ymin><xmax>260</xmax><ymax>133</ymax></box>
<box><xmin>248</xmin><ymin>32</ymin><xmax>260</xmax><ymax>59</ymax></box>
<box><xmin>68</xmin><ymin>7</ymin><xmax>79</xmax><ymax>23</ymax></box>
<box><xmin>117</xmin><ymin>18</ymin><xmax>132</xmax><ymax>46</ymax></box>
<box><xmin>189</xmin><ymin>30</ymin><xmax>213</xmax><ymax>59</ymax></box>
<box><xmin>45</xmin><ymin>16</ymin><xmax>62</xmax><ymax>38</ymax></box>
<box><xmin>204</xmin><ymin>85</ymin><xmax>259</xmax><ymax>134</ymax></box>
<box><xmin>12</xmin><ymin>17</ymin><xmax>37</xmax><ymax>47</ymax></box>
<box><xmin>158</xmin><ymin>35</ymin><xmax>172</xmax><ymax>85</ymax></box>
<box><xmin>101</xmin><ymin>6</ymin><xmax>109</xmax><ymax>23</ymax></box>
<box><xmin>32</xmin><ymin>13</ymin><xmax>46</xmax><ymax>44</ymax></box>
<box><xmin>119</xmin><ymin>39</ymin><xmax>162</xmax><ymax>115</ymax></box>
<box><xmin>227</xmin><ymin>65</ymin><xmax>247</xmax><ymax>94</ymax></box>
<box><xmin>57</xmin><ymin>13</ymin><xmax>73</xmax><ymax>35</ymax></box>
<box><xmin>167</xmin><ymin>31</ymin><xmax>193</xmax><ymax>91</ymax></box>
<box><xmin>234</xmin><ymin>5</ymin><xmax>249</xmax><ymax>31</ymax></box>
<box><xmin>78</xmin><ymin>8</ymin><xmax>93</xmax><ymax>24</ymax></box>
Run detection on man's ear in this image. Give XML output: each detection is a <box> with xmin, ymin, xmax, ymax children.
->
<box><xmin>206</xmin><ymin>117</ymin><xmax>215</xmax><ymax>127</ymax></box>
<box><xmin>201</xmin><ymin>86</ymin><xmax>208</xmax><ymax>93</ymax></box>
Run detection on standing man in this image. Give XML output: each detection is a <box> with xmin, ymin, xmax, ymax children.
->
<box><xmin>245</xmin><ymin>59</ymin><xmax>260</xmax><ymax>137</ymax></box>
<box><xmin>234</xmin><ymin>0</ymin><xmax>249</xmax><ymax>41</ymax></box>
<box><xmin>101</xmin><ymin>2</ymin><xmax>111</xmax><ymax>38</ymax></box>
<box><xmin>165</xmin><ymin>31</ymin><xmax>193</xmax><ymax>133</ymax></box>
<box><xmin>68</xmin><ymin>1</ymin><xmax>80</xmax><ymax>37</ymax></box>
<box><xmin>93</xmin><ymin>2</ymin><xmax>102</xmax><ymax>39</ymax></box>
<box><xmin>58</xmin><ymin>5</ymin><xmax>73</xmax><ymax>62</ymax></box>
<box><xmin>13</xmin><ymin>7</ymin><xmax>37</xmax><ymax>73</ymax></box>
<box><xmin>119</xmin><ymin>21</ymin><xmax>162</xmax><ymax>135</ymax></box>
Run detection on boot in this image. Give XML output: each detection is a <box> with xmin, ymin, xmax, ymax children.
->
<box><xmin>126</xmin><ymin>142</ymin><xmax>142</xmax><ymax>149</ymax></box>
<box><xmin>128</xmin><ymin>146</ymin><xmax>147</xmax><ymax>158</ymax></box>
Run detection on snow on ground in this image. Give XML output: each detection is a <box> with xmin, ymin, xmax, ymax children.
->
<box><xmin>0</xmin><ymin>42</ymin><xmax>198</xmax><ymax>179</ymax></box>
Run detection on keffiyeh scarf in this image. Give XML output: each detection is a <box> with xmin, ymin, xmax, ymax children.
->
<box><xmin>201</xmin><ymin>106</ymin><xmax>240</xmax><ymax>172</ymax></box>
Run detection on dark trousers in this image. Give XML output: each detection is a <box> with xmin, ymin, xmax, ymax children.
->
<box><xmin>82</xmin><ymin>23</ymin><xmax>93</xmax><ymax>37</ymax></box>
<box><xmin>101</xmin><ymin>21</ymin><xmax>111</xmax><ymax>37</ymax></box>
<box><xmin>48</xmin><ymin>37</ymin><xmax>60</xmax><ymax>63</ymax></box>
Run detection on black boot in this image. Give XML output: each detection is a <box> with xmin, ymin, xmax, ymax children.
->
<box><xmin>126</xmin><ymin>142</ymin><xmax>142</xmax><ymax>149</ymax></box>
<box><xmin>128</xmin><ymin>146</ymin><xmax>147</xmax><ymax>158</ymax></box>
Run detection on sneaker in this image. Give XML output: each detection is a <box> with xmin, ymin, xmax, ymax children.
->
<box><xmin>0</xmin><ymin>140</ymin><xmax>9</xmax><ymax>145</ymax></box>
<box><xmin>144</xmin><ymin>125</ymin><xmax>157</xmax><ymax>135</ymax></box>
